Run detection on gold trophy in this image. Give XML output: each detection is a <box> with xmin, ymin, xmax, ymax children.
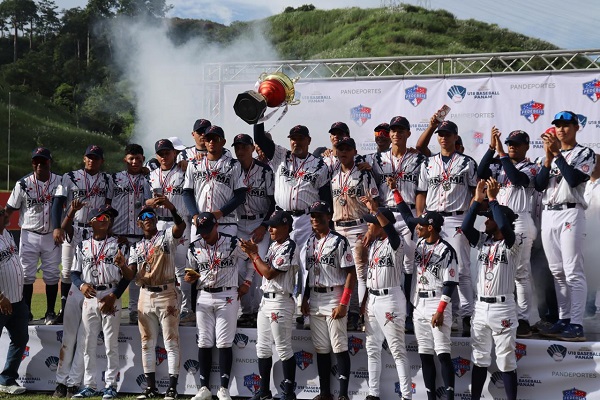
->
<box><xmin>234</xmin><ymin>72</ymin><xmax>300</xmax><ymax>124</ymax></box>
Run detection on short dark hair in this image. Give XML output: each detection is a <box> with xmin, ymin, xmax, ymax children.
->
<box><xmin>125</xmin><ymin>143</ymin><xmax>144</xmax><ymax>156</ymax></box>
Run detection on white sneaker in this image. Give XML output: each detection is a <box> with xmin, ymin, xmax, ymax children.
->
<box><xmin>0</xmin><ymin>383</ymin><xmax>26</xmax><ymax>394</ymax></box>
<box><xmin>216</xmin><ymin>387</ymin><xmax>232</xmax><ymax>400</ymax></box>
<box><xmin>191</xmin><ymin>386</ymin><xmax>212</xmax><ymax>400</ymax></box>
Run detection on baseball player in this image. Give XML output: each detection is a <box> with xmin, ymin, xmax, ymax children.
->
<box><xmin>477</xmin><ymin>128</ymin><xmax>538</xmax><ymax>337</ymax></box>
<box><xmin>51</xmin><ymin>144</ymin><xmax>113</xmax><ymax>324</ymax></box>
<box><xmin>394</xmin><ymin>191</ymin><xmax>458</xmax><ymax>400</ymax></box>
<box><xmin>110</xmin><ymin>144</ymin><xmax>151</xmax><ymax>324</ymax></box>
<box><xmin>5</xmin><ymin>147</ymin><xmax>61</xmax><ymax>324</ymax></box>
<box><xmin>239</xmin><ymin>210</ymin><xmax>299</xmax><ymax>400</ymax></box>
<box><xmin>70</xmin><ymin>205</ymin><xmax>130</xmax><ymax>400</ymax></box>
<box><xmin>313</xmin><ymin>121</ymin><xmax>351</xmax><ymax>173</ymax></box>
<box><xmin>359</xmin><ymin>198</ymin><xmax>412</xmax><ymax>400</ymax></box>
<box><xmin>232</xmin><ymin>133</ymin><xmax>275</xmax><ymax>328</ymax></box>
<box><xmin>300</xmin><ymin>201</ymin><xmax>356</xmax><ymax>400</ymax></box>
<box><xmin>416</xmin><ymin>120</ymin><xmax>477</xmax><ymax>336</ymax></box>
<box><xmin>147</xmin><ymin>139</ymin><xmax>195</xmax><ymax>325</ymax></box>
<box><xmin>183</xmin><ymin>126</ymin><xmax>246</xmax><ymax>242</ymax></box>
<box><xmin>535</xmin><ymin>111</ymin><xmax>595</xmax><ymax>341</ymax></box>
<box><xmin>363</xmin><ymin>122</ymin><xmax>392</xmax><ymax>166</ymax></box>
<box><xmin>186</xmin><ymin>212</ymin><xmax>253</xmax><ymax>400</ymax></box>
<box><xmin>461</xmin><ymin>178</ymin><xmax>520</xmax><ymax>400</ymax></box>
<box><xmin>0</xmin><ymin>205</ymin><xmax>29</xmax><ymax>395</ymax></box>
<box><xmin>178</xmin><ymin>119</ymin><xmax>211</xmax><ymax>164</ymax></box>
<box><xmin>124</xmin><ymin>204</ymin><xmax>186</xmax><ymax>400</ymax></box>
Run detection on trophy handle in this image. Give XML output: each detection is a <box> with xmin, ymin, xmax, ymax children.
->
<box><xmin>259</xmin><ymin>72</ymin><xmax>268</xmax><ymax>81</ymax></box>
<box><xmin>291</xmin><ymin>76</ymin><xmax>300</xmax><ymax>84</ymax></box>
<box><xmin>288</xmin><ymin>99</ymin><xmax>301</xmax><ymax>106</ymax></box>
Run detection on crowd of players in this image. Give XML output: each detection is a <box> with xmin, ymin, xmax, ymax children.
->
<box><xmin>0</xmin><ymin>107</ymin><xmax>597</xmax><ymax>400</ymax></box>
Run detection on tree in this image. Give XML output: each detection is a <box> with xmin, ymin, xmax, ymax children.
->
<box><xmin>0</xmin><ymin>0</ymin><xmax>38</xmax><ymax>61</ymax></box>
<box><xmin>37</xmin><ymin>0</ymin><xmax>60</xmax><ymax>41</ymax></box>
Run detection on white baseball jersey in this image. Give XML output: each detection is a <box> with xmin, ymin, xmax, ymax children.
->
<box><xmin>322</xmin><ymin>153</ymin><xmax>365</xmax><ymax>175</ymax></box>
<box><xmin>128</xmin><ymin>229</ymin><xmax>178</xmax><ymax>286</ymax></box>
<box><xmin>305</xmin><ymin>230</ymin><xmax>354</xmax><ymax>287</ymax></box>
<box><xmin>271</xmin><ymin>145</ymin><xmax>329</xmax><ymax>212</ymax></box>
<box><xmin>55</xmin><ymin>170</ymin><xmax>113</xmax><ymax>224</ymax></box>
<box><xmin>183</xmin><ymin>153</ymin><xmax>245</xmax><ymax>224</ymax></box>
<box><xmin>148</xmin><ymin>165</ymin><xmax>188</xmax><ymax>219</ymax></box>
<box><xmin>177</xmin><ymin>146</ymin><xmax>204</xmax><ymax>163</ymax></box>
<box><xmin>539</xmin><ymin>145</ymin><xmax>595</xmax><ymax>207</ymax></box>
<box><xmin>331</xmin><ymin>165</ymin><xmax>379</xmax><ymax>221</ymax></box>
<box><xmin>473</xmin><ymin>234</ymin><xmax>520</xmax><ymax>297</ymax></box>
<box><xmin>0</xmin><ymin>230</ymin><xmax>24</xmax><ymax>303</ymax></box>
<box><xmin>411</xmin><ymin>238</ymin><xmax>458</xmax><ymax>304</ymax></box>
<box><xmin>489</xmin><ymin>159</ymin><xmax>539</xmax><ymax>213</ymax></box>
<box><xmin>372</xmin><ymin>150</ymin><xmax>426</xmax><ymax>206</ymax></box>
<box><xmin>73</xmin><ymin>236</ymin><xmax>125</xmax><ymax>285</ymax></box>
<box><xmin>110</xmin><ymin>171</ymin><xmax>151</xmax><ymax>235</ymax></box>
<box><xmin>188</xmin><ymin>233</ymin><xmax>250</xmax><ymax>288</ymax></box>
<box><xmin>237</xmin><ymin>160</ymin><xmax>274</xmax><ymax>218</ymax></box>
<box><xmin>366</xmin><ymin>235</ymin><xmax>410</xmax><ymax>289</ymax></box>
<box><xmin>7</xmin><ymin>172</ymin><xmax>62</xmax><ymax>233</ymax></box>
<box><xmin>262</xmin><ymin>238</ymin><xmax>299</xmax><ymax>295</ymax></box>
<box><xmin>418</xmin><ymin>152</ymin><xmax>477</xmax><ymax>212</ymax></box>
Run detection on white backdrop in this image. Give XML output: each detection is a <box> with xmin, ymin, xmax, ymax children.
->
<box><xmin>5</xmin><ymin>325</ymin><xmax>600</xmax><ymax>399</ymax></box>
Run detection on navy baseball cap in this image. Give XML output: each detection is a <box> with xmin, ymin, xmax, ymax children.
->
<box><xmin>329</xmin><ymin>121</ymin><xmax>350</xmax><ymax>135</ymax></box>
<box><xmin>363</xmin><ymin>208</ymin><xmax>396</xmax><ymax>225</ymax></box>
<box><xmin>205</xmin><ymin>125</ymin><xmax>225</xmax><ymax>138</ymax></box>
<box><xmin>89</xmin><ymin>205</ymin><xmax>118</xmax><ymax>221</ymax></box>
<box><xmin>552</xmin><ymin>111</ymin><xmax>579</xmax><ymax>126</ymax></box>
<box><xmin>389</xmin><ymin>116</ymin><xmax>410</xmax><ymax>130</ymax></box>
<box><xmin>505</xmin><ymin>130</ymin><xmax>530</xmax><ymax>145</ymax></box>
<box><xmin>84</xmin><ymin>144</ymin><xmax>104</xmax><ymax>159</ymax></box>
<box><xmin>232</xmin><ymin>133</ymin><xmax>254</xmax><ymax>147</ymax></box>
<box><xmin>436</xmin><ymin>120</ymin><xmax>458</xmax><ymax>135</ymax></box>
<box><xmin>478</xmin><ymin>205</ymin><xmax>518</xmax><ymax>224</ymax></box>
<box><xmin>265</xmin><ymin>210</ymin><xmax>293</xmax><ymax>230</ymax></box>
<box><xmin>288</xmin><ymin>125</ymin><xmax>310</xmax><ymax>138</ymax></box>
<box><xmin>309</xmin><ymin>201</ymin><xmax>332</xmax><ymax>214</ymax></box>
<box><xmin>334</xmin><ymin>137</ymin><xmax>356</xmax><ymax>150</ymax></box>
<box><xmin>193</xmin><ymin>119</ymin><xmax>211</xmax><ymax>133</ymax></box>
<box><xmin>374</xmin><ymin>122</ymin><xmax>390</xmax><ymax>132</ymax></box>
<box><xmin>414</xmin><ymin>211</ymin><xmax>444</xmax><ymax>230</ymax></box>
<box><xmin>31</xmin><ymin>147</ymin><xmax>52</xmax><ymax>160</ymax></box>
<box><xmin>155</xmin><ymin>139</ymin><xmax>175</xmax><ymax>152</ymax></box>
<box><xmin>195</xmin><ymin>212</ymin><xmax>217</xmax><ymax>235</ymax></box>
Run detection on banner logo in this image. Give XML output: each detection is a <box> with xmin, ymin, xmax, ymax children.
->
<box><xmin>547</xmin><ymin>344</ymin><xmax>567</xmax><ymax>362</ymax></box>
<box><xmin>563</xmin><ymin>387</ymin><xmax>587</xmax><ymax>400</ymax></box>
<box><xmin>452</xmin><ymin>356</ymin><xmax>470</xmax><ymax>377</ymax></box>
<box><xmin>582</xmin><ymin>79</ymin><xmax>600</xmax><ymax>102</ymax></box>
<box><xmin>490</xmin><ymin>371</ymin><xmax>504</xmax><ymax>389</ymax></box>
<box><xmin>234</xmin><ymin>333</ymin><xmax>249</xmax><ymax>348</ymax></box>
<box><xmin>56</xmin><ymin>330</ymin><xmax>63</xmax><ymax>343</ymax></box>
<box><xmin>515</xmin><ymin>342</ymin><xmax>527</xmax><ymax>361</ymax></box>
<box><xmin>136</xmin><ymin>374</ymin><xmax>148</xmax><ymax>390</ymax></box>
<box><xmin>578</xmin><ymin>114</ymin><xmax>588</xmax><ymax>129</ymax></box>
<box><xmin>155</xmin><ymin>346</ymin><xmax>167</xmax><ymax>366</ymax></box>
<box><xmin>350</xmin><ymin>104</ymin><xmax>372</xmax><ymax>127</ymax></box>
<box><xmin>348</xmin><ymin>335</ymin><xmax>364</xmax><ymax>356</ymax></box>
<box><xmin>21</xmin><ymin>346</ymin><xmax>30</xmax><ymax>361</ymax></box>
<box><xmin>184</xmin><ymin>359</ymin><xmax>200</xmax><ymax>374</ymax></box>
<box><xmin>405</xmin><ymin>85</ymin><xmax>427</xmax><ymax>107</ymax></box>
<box><xmin>243</xmin><ymin>373</ymin><xmax>261</xmax><ymax>394</ymax></box>
<box><xmin>45</xmin><ymin>356</ymin><xmax>59</xmax><ymax>371</ymax></box>
<box><xmin>473</xmin><ymin>131</ymin><xmax>484</xmax><ymax>146</ymax></box>
<box><xmin>294</xmin><ymin>350</ymin><xmax>313</xmax><ymax>370</ymax></box>
<box><xmin>520</xmin><ymin>100</ymin><xmax>545</xmax><ymax>123</ymax></box>
<box><xmin>447</xmin><ymin>85</ymin><xmax>466</xmax><ymax>103</ymax></box>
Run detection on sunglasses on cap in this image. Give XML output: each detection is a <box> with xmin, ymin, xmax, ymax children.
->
<box><xmin>138</xmin><ymin>211</ymin><xmax>156</xmax><ymax>221</ymax></box>
<box><xmin>375</xmin><ymin>130</ymin><xmax>390</xmax><ymax>137</ymax></box>
<box><xmin>554</xmin><ymin>111</ymin><xmax>577</xmax><ymax>122</ymax></box>
<box><xmin>92</xmin><ymin>214</ymin><xmax>111</xmax><ymax>222</ymax></box>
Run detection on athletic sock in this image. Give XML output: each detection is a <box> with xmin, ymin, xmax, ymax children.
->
<box><xmin>219</xmin><ymin>347</ymin><xmax>233</xmax><ymax>388</ymax></box>
<box><xmin>145</xmin><ymin>372</ymin><xmax>156</xmax><ymax>389</ymax></box>
<box><xmin>438</xmin><ymin>353</ymin><xmax>455</xmax><ymax>400</ymax></box>
<box><xmin>471</xmin><ymin>365</ymin><xmax>487</xmax><ymax>400</ymax></box>
<box><xmin>282</xmin><ymin>357</ymin><xmax>296</xmax><ymax>394</ymax></box>
<box><xmin>334</xmin><ymin>351</ymin><xmax>350</xmax><ymax>397</ymax></box>
<box><xmin>258</xmin><ymin>357</ymin><xmax>272</xmax><ymax>394</ymax></box>
<box><xmin>316</xmin><ymin>353</ymin><xmax>331</xmax><ymax>396</ymax></box>
<box><xmin>168</xmin><ymin>375</ymin><xmax>178</xmax><ymax>389</ymax></box>
<box><xmin>46</xmin><ymin>283</ymin><xmax>59</xmax><ymax>314</ymax></box>
<box><xmin>23</xmin><ymin>284</ymin><xmax>34</xmax><ymax>315</ymax></box>
<box><xmin>419</xmin><ymin>353</ymin><xmax>436</xmax><ymax>400</ymax></box>
<box><xmin>502</xmin><ymin>370</ymin><xmax>518</xmax><ymax>400</ymax></box>
<box><xmin>198</xmin><ymin>348</ymin><xmax>212</xmax><ymax>388</ymax></box>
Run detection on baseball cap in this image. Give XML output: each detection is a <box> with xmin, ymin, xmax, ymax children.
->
<box><xmin>478</xmin><ymin>205</ymin><xmax>518</xmax><ymax>224</ymax></box>
<box><xmin>389</xmin><ymin>116</ymin><xmax>410</xmax><ymax>130</ymax></box>
<box><xmin>264</xmin><ymin>210</ymin><xmax>293</xmax><ymax>230</ymax></box>
<box><xmin>414</xmin><ymin>211</ymin><xmax>444</xmax><ymax>230</ymax></box>
<box><xmin>168</xmin><ymin>136</ymin><xmax>186</xmax><ymax>151</ymax></box>
<box><xmin>436</xmin><ymin>120</ymin><xmax>458</xmax><ymax>135</ymax></box>
<box><xmin>505</xmin><ymin>130</ymin><xmax>530</xmax><ymax>145</ymax></box>
<box><xmin>89</xmin><ymin>205</ymin><xmax>118</xmax><ymax>221</ymax></box>
<box><xmin>288</xmin><ymin>125</ymin><xmax>310</xmax><ymax>138</ymax></box>
<box><xmin>329</xmin><ymin>121</ymin><xmax>350</xmax><ymax>135</ymax></box>
<box><xmin>31</xmin><ymin>147</ymin><xmax>52</xmax><ymax>160</ymax></box>
<box><xmin>205</xmin><ymin>125</ymin><xmax>225</xmax><ymax>138</ymax></box>
<box><xmin>193</xmin><ymin>119</ymin><xmax>211</xmax><ymax>133</ymax></box>
<box><xmin>363</xmin><ymin>208</ymin><xmax>396</xmax><ymax>225</ymax></box>
<box><xmin>552</xmin><ymin>111</ymin><xmax>579</xmax><ymax>126</ymax></box>
<box><xmin>155</xmin><ymin>139</ymin><xmax>175</xmax><ymax>152</ymax></box>
<box><xmin>195</xmin><ymin>212</ymin><xmax>217</xmax><ymax>235</ymax></box>
<box><xmin>232</xmin><ymin>133</ymin><xmax>254</xmax><ymax>147</ymax></box>
<box><xmin>374</xmin><ymin>122</ymin><xmax>390</xmax><ymax>133</ymax></box>
<box><xmin>308</xmin><ymin>201</ymin><xmax>332</xmax><ymax>214</ymax></box>
<box><xmin>84</xmin><ymin>145</ymin><xmax>104</xmax><ymax>159</ymax></box>
<box><xmin>334</xmin><ymin>137</ymin><xmax>356</xmax><ymax>150</ymax></box>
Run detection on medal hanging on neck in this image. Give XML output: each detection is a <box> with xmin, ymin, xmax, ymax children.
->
<box><xmin>128</xmin><ymin>173</ymin><xmax>143</xmax><ymax>209</ymax></box>
<box><xmin>439</xmin><ymin>153</ymin><xmax>457</xmax><ymax>192</ymax></box>
<box><xmin>338</xmin><ymin>166</ymin><xmax>355</xmax><ymax>206</ymax></box>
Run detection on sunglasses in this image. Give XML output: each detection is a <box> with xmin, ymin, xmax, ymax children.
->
<box><xmin>553</xmin><ymin>111</ymin><xmax>577</xmax><ymax>122</ymax></box>
<box><xmin>92</xmin><ymin>214</ymin><xmax>110</xmax><ymax>222</ymax></box>
<box><xmin>375</xmin><ymin>130</ymin><xmax>390</xmax><ymax>138</ymax></box>
<box><xmin>138</xmin><ymin>211</ymin><xmax>156</xmax><ymax>221</ymax></box>
<box><xmin>205</xmin><ymin>136</ymin><xmax>222</xmax><ymax>143</ymax></box>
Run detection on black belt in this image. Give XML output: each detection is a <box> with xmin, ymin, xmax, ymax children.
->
<box><xmin>240</xmin><ymin>214</ymin><xmax>265</xmax><ymax>220</ymax></box>
<box><xmin>438</xmin><ymin>211</ymin><xmax>464</xmax><ymax>217</ymax></box>
<box><xmin>479</xmin><ymin>295</ymin><xmax>506</xmax><ymax>303</ymax></box>
<box><xmin>143</xmin><ymin>284</ymin><xmax>170</xmax><ymax>292</ymax></box>
<box><xmin>369</xmin><ymin>288</ymin><xmax>390</xmax><ymax>296</ymax></box>
<box><xmin>202</xmin><ymin>286</ymin><xmax>234</xmax><ymax>293</ymax></box>
<box><xmin>311</xmin><ymin>287</ymin><xmax>335</xmax><ymax>293</ymax></box>
<box><xmin>92</xmin><ymin>283</ymin><xmax>116</xmax><ymax>290</ymax></box>
<box><xmin>335</xmin><ymin>218</ymin><xmax>364</xmax><ymax>227</ymax></box>
<box><xmin>276</xmin><ymin>207</ymin><xmax>306</xmax><ymax>217</ymax></box>
<box><xmin>418</xmin><ymin>290</ymin><xmax>436</xmax><ymax>298</ymax></box>
<box><xmin>158</xmin><ymin>216</ymin><xmax>173</xmax><ymax>221</ymax></box>
<box><xmin>76</xmin><ymin>222</ymin><xmax>91</xmax><ymax>228</ymax></box>
<box><xmin>263</xmin><ymin>292</ymin><xmax>293</xmax><ymax>299</ymax></box>
<box><xmin>545</xmin><ymin>203</ymin><xmax>577</xmax><ymax>211</ymax></box>
<box><xmin>26</xmin><ymin>230</ymin><xmax>51</xmax><ymax>235</ymax></box>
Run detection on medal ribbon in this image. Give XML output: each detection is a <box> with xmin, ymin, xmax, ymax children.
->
<box><xmin>84</xmin><ymin>171</ymin><xmax>101</xmax><ymax>199</ymax></box>
<box><xmin>159</xmin><ymin>165</ymin><xmax>177</xmax><ymax>193</ymax></box>
<box><xmin>436</xmin><ymin>153</ymin><xmax>458</xmax><ymax>183</ymax></box>
<box><xmin>338</xmin><ymin>165</ymin><xmax>356</xmax><ymax>205</ymax></box>
<box><xmin>312</xmin><ymin>231</ymin><xmax>331</xmax><ymax>286</ymax></box>
<box><xmin>484</xmin><ymin>241</ymin><xmax>501</xmax><ymax>295</ymax></box>
<box><xmin>32</xmin><ymin>173</ymin><xmax>53</xmax><ymax>203</ymax></box>
<box><xmin>127</xmin><ymin>173</ymin><xmax>142</xmax><ymax>201</ymax></box>
<box><xmin>419</xmin><ymin>239</ymin><xmax>440</xmax><ymax>289</ymax></box>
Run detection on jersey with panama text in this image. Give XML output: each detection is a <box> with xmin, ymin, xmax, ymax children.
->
<box><xmin>128</xmin><ymin>229</ymin><xmax>178</xmax><ymax>286</ymax></box>
<box><xmin>262</xmin><ymin>238</ymin><xmax>299</xmax><ymax>295</ymax></box>
<box><xmin>110</xmin><ymin>171</ymin><xmax>151</xmax><ymax>235</ymax></box>
<box><xmin>366</xmin><ymin>236</ymin><xmax>410</xmax><ymax>289</ymax></box>
<box><xmin>331</xmin><ymin>165</ymin><xmax>379</xmax><ymax>221</ymax></box>
<box><xmin>237</xmin><ymin>160</ymin><xmax>274</xmax><ymax>217</ymax></box>
<box><xmin>73</xmin><ymin>236</ymin><xmax>126</xmax><ymax>285</ymax></box>
<box><xmin>148</xmin><ymin>165</ymin><xmax>187</xmax><ymax>219</ymax></box>
<box><xmin>372</xmin><ymin>150</ymin><xmax>426</xmax><ymax>206</ymax></box>
<box><xmin>305</xmin><ymin>230</ymin><xmax>354</xmax><ymax>287</ymax></box>
<box><xmin>411</xmin><ymin>238</ymin><xmax>458</xmax><ymax>304</ymax></box>
<box><xmin>472</xmin><ymin>233</ymin><xmax>520</xmax><ymax>297</ymax></box>
<box><xmin>488</xmin><ymin>159</ymin><xmax>538</xmax><ymax>213</ymax></box>
<box><xmin>55</xmin><ymin>170</ymin><xmax>113</xmax><ymax>224</ymax></box>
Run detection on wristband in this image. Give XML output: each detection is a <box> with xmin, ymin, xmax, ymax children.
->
<box><xmin>437</xmin><ymin>294</ymin><xmax>451</xmax><ymax>313</ymax></box>
<box><xmin>393</xmin><ymin>189</ymin><xmax>403</xmax><ymax>204</ymax></box>
<box><xmin>340</xmin><ymin>287</ymin><xmax>352</xmax><ymax>306</ymax></box>
<box><xmin>170</xmin><ymin>208</ymin><xmax>184</xmax><ymax>225</ymax></box>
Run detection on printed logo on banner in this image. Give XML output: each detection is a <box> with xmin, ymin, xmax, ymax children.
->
<box><xmin>350</xmin><ymin>104</ymin><xmax>372</xmax><ymax>127</ymax></box>
<box><xmin>567</xmin><ymin>346</ymin><xmax>600</xmax><ymax>360</ymax></box>
<box><xmin>405</xmin><ymin>85</ymin><xmax>427</xmax><ymax>107</ymax></box>
<box><xmin>352</xmin><ymin>367</ymin><xmax>369</xmax><ymax>380</ymax></box>
<box><xmin>294</xmin><ymin>350</ymin><xmax>313</xmax><ymax>370</ymax></box>
<box><xmin>447</xmin><ymin>85</ymin><xmax>467</xmax><ymax>103</ymax></box>
<box><xmin>348</xmin><ymin>335</ymin><xmax>364</xmax><ymax>356</ymax></box>
<box><xmin>243</xmin><ymin>373</ymin><xmax>261</xmax><ymax>394</ymax></box>
<box><xmin>563</xmin><ymin>387</ymin><xmax>587</xmax><ymax>400</ymax></box>
<box><xmin>467</xmin><ymin>85</ymin><xmax>499</xmax><ymax>100</ymax></box>
<box><xmin>45</xmin><ymin>356</ymin><xmax>59</xmax><ymax>371</ymax></box>
<box><xmin>452</xmin><ymin>356</ymin><xmax>471</xmax><ymax>377</ymax></box>
<box><xmin>547</xmin><ymin>344</ymin><xmax>567</xmax><ymax>362</ymax></box>
<box><xmin>395</xmin><ymin>381</ymin><xmax>417</xmax><ymax>397</ymax></box>
<box><xmin>582</xmin><ymin>79</ymin><xmax>600</xmax><ymax>102</ymax></box>
<box><xmin>136</xmin><ymin>374</ymin><xmax>148</xmax><ymax>390</ymax></box>
<box><xmin>301</xmin><ymin>91</ymin><xmax>332</xmax><ymax>104</ymax></box>
<box><xmin>577</xmin><ymin>114</ymin><xmax>588</xmax><ymax>129</ymax></box>
<box><xmin>435</xmin><ymin>386</ymin><xmax>447</xmax><ymax>399</ymax></box>
<box><xmin>97</xmin><ymin>331</ymin><xmax>105</xmax><ymax>346</ymax></box>
<box><xmin>183</xmin><ymin>359</ymin><xmax>199</xmax><ymax>374</ymax></box>
<box><xmin>18</xmin><ymin>373</ymin><xmax>40</xmax><ymax>385</ymax></box>
<box><xmin>490</xmin><ymin>371</ymin><xmax>504</xmax><ymax>389</ymax></box>
<box><xmin>234</xmin><ymin>333</ymin><xmax>249</xmax><ymax>348</ymax></box>
<box><xmin>56</xmin><ymin>330</ymin><xmax>63</xmax><ymax>343</ymax></box>
<box><xmin>102</xmin><ymin>371</ymin><xmax>120</xmax><ymax>383</ymax></box>
<box><xmin>515</xmin><ymin>342</ymin><xmax>527</xmax><ymax>361</ymax></box>
<box><xmin>155</xmin><ymin>346</ymin><xmax>167</xmax><ymax>366</ymax></box>
<box><xmin>520</xmin><ymin>100</ymin><xmax>545</xmax><ymax>123</ymax></box>
<box><xmin>473</xmin><ymin>131</ymin><xmax>484</xmax><ymax>146</ymax></box>
<box><xmin>21</xmin><ymin>346</ymin><xmax>30</xmax><ymax>361</ymax></box>
<box><xmin>518</xmin><ymin>374</ymin><xmax>541</xmax><ymax>388</ymax></box>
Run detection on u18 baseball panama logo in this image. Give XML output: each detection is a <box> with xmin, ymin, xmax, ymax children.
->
<box><xmin>155</xmin><ymin>346</ymin><xmax>167</xmax><ymax>366</ymax></box>
<box><xmin>515</xmin><ymin>342</ymin><xmax>527</xmax><ymax>361</ymax></box>
<box><xmin>234</xmin><ymin>333</ymin><xmax>249</xmax><ymax>348</ymax></box>
<box><xmin>350</xmin><ymin>104</ymin><xmax>372</xmax><ymax>126</ymax></box>
<box><xmin>452</xmin><ymin>356</ymin><xmax>471</xmax><ymax>377</ymax></box>
<box><xmin>395</xmin><ymin>382</ymin><xmax>417</xmax><ymax>397</ymax></box>
<box><xmin>136</xmin><ymin>374</ymin><xmax>148</xmax><ymax>390</ymax></box>
<box><xmin>21</xmin><ymin>346</ymin><xmax>30</xmax><ymax>361</ymax></box>
<box><xmin>582</xmin><ymin>79</ymin><xmax>600</xmax><ymax>102</ymax></box>
<box><xmin>447</xmin><ymin>85</ymin><xmax>467</xmax><ymax>103</ymax></box>
<box><xmin>547</xmin><ymin>344</ymin><xmax>568</xmax><ymax>362</ymax></box>
<box><xmin>563</xmin><ymin>387</ymin><xmax>587</xmax><ymax>400</ymax></box>
<box><xmin>405</xmin><ymin>84</ymin><xmax>427</xmax><ymax>107</ymax></box>
<box><xmin>348</xmin><ymin>335</ymin><xmax>364</xmax><ymax>356</ymax></box>
<box><xmin>184</xmin><ymin>359</ymin><xmax>200</xmax><ymax>374</ymax></box>
<box><xmin>294</xmin><ymin>350</ymin><xmax>313</xmax><ymax>370</ymax></box>
<box><xmin>243</xmin><ymin>373</ymin><xmax>261</xmax><ymax>394</ymax></box>
<box><xmin>45</xmin><ymin>356</ymin><xmax>59</xmax><ymax>371</ymax></box>
<box><xmin>520</xmin><ymin>100</ymin><xmax>545</xmax><ymax>123</ymax></box>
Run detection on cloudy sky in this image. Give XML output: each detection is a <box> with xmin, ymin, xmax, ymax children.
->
<box><xmin>53</xmin><ymin>0</ymin><xmax>599</xmax><ymax>50</ymax></box>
